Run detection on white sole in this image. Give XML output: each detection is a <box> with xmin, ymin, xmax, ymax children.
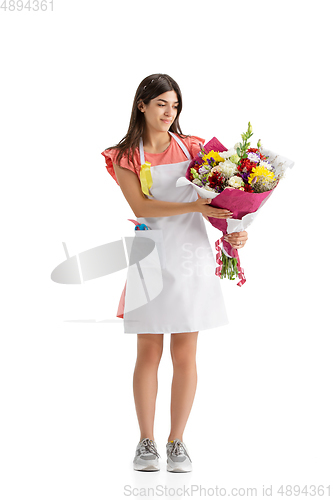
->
<box><xmin>133</xmin><ymin>461</ymin><xmax>160</xmax><ymax>472</ymax></box>
<box><xmin>134</xmin><ymin>466</ymin><xmax>160</xmax><ymax>472</ymax></box>
<box><xmin>167</xmin><ymin>462</ymin><xmax>192</xmax><ymax>473</ymax></box>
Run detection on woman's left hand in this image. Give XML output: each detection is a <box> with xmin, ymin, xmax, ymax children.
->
<box><xmin>223</xmin><ymin>230</ymin><xmax>248</xmax><ymax>249</ymax></box>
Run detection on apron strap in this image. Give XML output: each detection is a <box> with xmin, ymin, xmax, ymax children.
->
<box><xmin>168</xmin><ymin>131</ymin><xmax>191</xmax><ymax>160</ymax></box>
<box><xmin>139</xmin><ymin>137</ymin><xmax>145</xmax><ymax>166</ymax></box>
<box><xmin>139</xmin><ymin>130</ymin><xmax>192</xmax><ymax>164</ymax></box>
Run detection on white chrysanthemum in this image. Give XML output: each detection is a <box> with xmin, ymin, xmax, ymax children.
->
<box><xmin>220</xmin><ymin>148</ymin><xmax>237</xmax><ymax>159</ymax></box>
<box><xmin>193</xmin><ymin>178</ymin><xmax>203</xmax><ymax>186</ymax></box>
<box><xmin>228</xmin><ymin>176</ymin><xmax>244</xmax><ymax>189</ymax></box>
<box><xmin>218</xmin><ymin>160</ymin><xmax>237</xmax><ymax>177</ymax></box>
<box><xmin>259</xmin><ymin>160</ymin><xmax>273</xmax><ymax>170</ymax></box>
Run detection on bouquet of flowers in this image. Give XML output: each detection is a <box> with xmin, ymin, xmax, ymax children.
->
<box><xmin>176</xmin><ymin>123</ymin><xmax>294</xmax><ymax>285</ymax></box>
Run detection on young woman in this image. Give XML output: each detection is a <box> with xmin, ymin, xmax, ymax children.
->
<box><xmin>101</xmin><ymin>74</ymin><xmax>248</xmax><ymax>472</ymax></box>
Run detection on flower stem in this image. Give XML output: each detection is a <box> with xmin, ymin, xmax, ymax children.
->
<box><xmin>219</xmin><ymin>252</ymin><xmax>239</xmax><ymax>280</ymax></box>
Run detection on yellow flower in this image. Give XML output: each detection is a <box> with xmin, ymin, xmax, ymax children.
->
<box><xmin>248</xmin><ymin>165</ymin><xmax>276</xmax><ymax>185</ymax></box>
<box><xmin>202</xmin><ymin>150</ymin><xmax>225</xmax><ymax>164</ymax></box>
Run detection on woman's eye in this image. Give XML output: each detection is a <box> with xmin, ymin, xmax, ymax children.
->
<box><xmin>157</xmin><ymin>104</ymin><xmax>178</xmax><ymax>109</ymax></box>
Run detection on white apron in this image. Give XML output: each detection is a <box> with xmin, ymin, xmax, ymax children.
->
<box><xmin>122</xmin><ymin>131</ymin><xmax>229</xmax><ymax>334</ymax></box>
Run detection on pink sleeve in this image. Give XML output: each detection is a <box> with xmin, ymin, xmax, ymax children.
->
<box><xmin>182</xmin><ymin>136</ymin><xmax>205</xmax><ymax>200</ymax></box>
<box><xmin>101</xmin><ymin>148</ymin><xmax>138</xmax><ymax>186</ymax></box>
<box><xmin>181</xmin><ymin>135</ymin><xmax>205</xmax><ymax>159</ymax></box>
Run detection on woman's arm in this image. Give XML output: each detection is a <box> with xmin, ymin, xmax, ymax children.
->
<box><xmin>113</xmin><ymin>163</ymin><xmax>232</xmax><ymax>219</ymax></box>
<box><xmin>197</xmin><ymin>193</ymin><xmax>209</xmax><ymax>220</ymax></box>
<box><xmin>195</xmin><ymin>191</ymin><xmax>248</xmax><ymax>248</ymax></box>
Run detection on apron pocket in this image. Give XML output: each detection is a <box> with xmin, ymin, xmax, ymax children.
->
<box><xmin>134</xmin><ymin>229</ymin><xmax>166</xmax><ymax>270</ymax></box>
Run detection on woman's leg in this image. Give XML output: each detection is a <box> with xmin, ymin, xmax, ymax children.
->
<box><xmin>168</xmin><ymin>331</ymin><xmax>199</xmax><ymax>442</ymax></box>
<box><xmin>133</xmin><ymin>333</ymin><xmax>164</xmax><ymax>441</ymax></box>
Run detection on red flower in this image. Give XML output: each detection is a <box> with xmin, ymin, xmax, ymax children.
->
<box><xmin>207</xmin><ymin>171</ymin><xmax>224</xmax><ymax>190</ymax></box>
<box><xmin>247</xmin><ymin>147</ymin><xmax>259</xmax><ymax>154</ymax></box>
<box><xmin>244</xmin><ymin>183</ymin><xmax>254</xmax><ymax>193</ymax></box>
<box><xmin>239</xmin><ymin>158</ymin><xmax>256</xmax><ymax>172</ymax></box>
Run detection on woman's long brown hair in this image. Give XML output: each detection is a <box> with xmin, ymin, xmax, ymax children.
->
<box><xmin>104</xmin><ymin>74</ymin><xmax>188</xmax><ymax>165</ymax></box>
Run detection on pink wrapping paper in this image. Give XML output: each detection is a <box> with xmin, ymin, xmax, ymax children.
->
<box><xmin>186</xmin><ymin>137</ymin><xmax>276</xmax><ymax>284</ymax></box>
<box><xmin>206</xmin><ymin>188</ymin><xmax>274</xmax><ymax>231</ymax></box>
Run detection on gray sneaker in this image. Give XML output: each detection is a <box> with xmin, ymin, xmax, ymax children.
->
<box><xmin>133</xmin><ymin>438</ymin><xmax>160</xmax><ymax>471</ymax></box>
<box><xmin>166</xmin><ymin>439</ymin><xmax>192</xmax><ymax>472</ymax></box>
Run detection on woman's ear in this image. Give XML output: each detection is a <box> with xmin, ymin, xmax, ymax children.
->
<box><xmin>137</xmin><ymin>99</ymin><xmax>145</xmax><ymax>113</ymax></box>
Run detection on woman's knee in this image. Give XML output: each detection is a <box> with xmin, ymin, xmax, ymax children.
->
<box><xmin>137</xmin><ymin>334</ymin><xmax>164</xmax><ymax>365</ymax></box>
<box><xmin>170</xmin><ymin>332</ymin><xmax>198</xmax><ymax>368</ymax></box>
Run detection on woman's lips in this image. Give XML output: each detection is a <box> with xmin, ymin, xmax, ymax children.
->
<box><xmin>162</xmin><ymin>120</ymin><xmax>171</xmax><ymax>124</ymax></box>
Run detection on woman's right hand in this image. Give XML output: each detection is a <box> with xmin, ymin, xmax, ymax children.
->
<box><xmin>193</xmin><ymin>198</ymin><xmax>233</xmax><ymax>219</ymax></box>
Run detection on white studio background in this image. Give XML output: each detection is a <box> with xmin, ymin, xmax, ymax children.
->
<box><xmin>0</xmin><ymin>0</ymin><xmax>332</xmax><ymax>498</ymax></box>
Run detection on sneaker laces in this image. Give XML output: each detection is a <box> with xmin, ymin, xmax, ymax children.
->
<box><xmin>170</xmin><ymin>439</ymin><xmax>191</xmax><ymax>461</ymax></box>
<box><xmin>139</xmin><ymin>438</ymin><xmax>160</xmax><ymax>458</ymax></box>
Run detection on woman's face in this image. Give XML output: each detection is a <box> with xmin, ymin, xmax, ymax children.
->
<box><xmin>139</xmin><ymin>90</ymin><xmax>179</xmax><ymax>133</ymax></box>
